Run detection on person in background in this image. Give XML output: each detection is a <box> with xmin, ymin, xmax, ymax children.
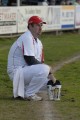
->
<box><xmin>38</xmin><ymin>0</ymin><xmax>48</xmax><ymax>5</ymax></box>
<box><xmin>0</xmin><ymin>0</ymin><xmax>2</xmax><ymax>5</ymax></box>
<box><xmin>74</xmin><ymin>0</ymin><xmax>80</xmax><ymax>5</ymax></box>
<box><xmin>26</xmin><ymin>0</ymin><xmax>38</xmax><ymax>5</ymax></box>
<box><xmin>55</xmin><ymin>0</ymin><xmax>61</xmax><ymax>5</ymax></box>
<box><xmin>7</xmin><ymin>16</ymin><xmax>61</xmax><ymax>101</ymax></box>
<box><xmin>48</xmin><ymin>0</ymin><xmax>56</xmax><ymax>5</ymax></box>
<box><xmin>7</xmin><ymin>0</ymin><xmax>16</xmax><ymax>6</ymax></box>
<box><xmin>1</xmin><ymin>0</ymin><xmax>8</xmax><ymax>6</ymax></box>
<box><xmin>65</xmin><ymin>0</ymin><xmax>73</xmax><ymax>5</ymax></box>
<box><xmin>60</xmin><ymin>0</ymin><xmax>66</xmax><ymax>5</ymax></box>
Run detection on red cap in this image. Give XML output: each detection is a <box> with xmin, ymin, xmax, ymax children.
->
<box><xmin>28</xmin><ymin>16</ymin><xmax>46</xmax><ymax>24</ymax></box>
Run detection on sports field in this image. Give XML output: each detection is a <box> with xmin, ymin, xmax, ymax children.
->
<box><xmin>0</xmin><ymin>32</ymin><xmax>80</xmax><ymax>120</ymax></box>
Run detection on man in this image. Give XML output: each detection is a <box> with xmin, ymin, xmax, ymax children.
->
<box><xmin>7</xmin><ymin>16</ymin><xmax>61</xmax><ymax>101</ymax></box>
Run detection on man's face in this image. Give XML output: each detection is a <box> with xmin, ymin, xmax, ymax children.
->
<box><xmin>30</xmin><ymin>23</ymin><xmax>43</xmax><ymax>38</ymax></box>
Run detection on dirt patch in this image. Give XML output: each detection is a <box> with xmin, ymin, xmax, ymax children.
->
<box><xmin>40</xmin><ymin>54</ymin><xmax>80</xmax><ymax>120</ymax></box>
<box><xmin>39</xmin><ymin>91</ymin><xmax>63</xmax><ymax>120</ymax></box>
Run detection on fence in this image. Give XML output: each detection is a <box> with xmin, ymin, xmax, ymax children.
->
<box><xmin>0</xmin><ymin>5</ymin><xmax>80</xmax><ymax>35</ymax></box>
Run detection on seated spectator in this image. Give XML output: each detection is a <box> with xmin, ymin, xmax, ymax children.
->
<box><xmin>60</xmin><ymin>0</ymin><xmax>65</xmax><ymax>5</ymax></box>
<box><xmin>38</xmin><ymin>0</ymin><xmax>48</xmax><ymax>5</ymax></box>
<box><xmin>0</xmin><ymin>0</ymin><xmax>2</xmax><ymax>6</ymax></box>
<box><xmin>7</xmin><ymin>0</ymin><xmax>16</xmax><ymax>6</ymax></box>
<box><xmin>74</xmin><ymin>0</ymin><xmax>80</xmax><ymax>5</ymax></box>
<box><xmin>27</xmin><ymin>0</ymin><xmax>38</xmax><ymax>5</ymax></box>
<box><xmin>48</xmin><ymin>0</ymin><xmax>55</xmax><ymax>5</ymax></box>
<box><xmin>2</xmin><ymin>0</ymin><xmax>8</xmax><ymax>6</ymax></box>
<box><xmin>65</xmin><ymin>0</ymin><xmax>73</xmax><ymax>5</ymax></box>
<box><xmin>55</xmin><ymin>0</ymin><xmax>61</xmax><ymax>5</ymax></box>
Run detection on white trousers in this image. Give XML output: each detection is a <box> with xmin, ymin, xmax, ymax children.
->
<box><xmin>23</xmin><ymin>64</ymin><xmax>50</xmax><ymax>97</ymax></box>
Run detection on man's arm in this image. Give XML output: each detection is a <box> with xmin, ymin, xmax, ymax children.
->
<box><xmin>24</xmin><ymin>55</ymin><xmax>42</xmax><ymax>65</ymax></box>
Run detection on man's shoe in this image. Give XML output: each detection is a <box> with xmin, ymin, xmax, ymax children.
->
<box><xmin>13</xmin><ymin>96</ymin><xmax>24</xmax><ymax>100</ymax></box>
<box><xmin>26</xmin><ymin>94</ymin><xmax>43</xmax><ymax>101</ymax></box>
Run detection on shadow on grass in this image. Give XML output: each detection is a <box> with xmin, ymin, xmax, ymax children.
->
<box><xmin>0</xmin><ymin>95</ymin><xmax>26</xmax><ymax>101</ymax></box>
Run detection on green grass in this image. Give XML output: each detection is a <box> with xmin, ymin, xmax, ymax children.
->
<box><xmin>54</xmin><ymin>60</ymin><xmax>80</xmax><ymax>120</ymax></box>
<box><xmin>41</xmin><ymin>33</ymin><xmax>80</xmax><ymax>65</ymax></box>
<box><xmin>0</xmin><ymin>33</ymin><xmax>80</xmax><ymax>120</ymax></box>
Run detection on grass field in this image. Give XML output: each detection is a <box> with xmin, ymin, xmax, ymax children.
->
<box><xmin>0</xmin><ymin>33</ymin><xmax>80</xmax><ymax>120</ymax></box>
<box><xmin>54</xmin><ymin>59</ymin><xmax>80</xmax><ymax>120</ymax></box>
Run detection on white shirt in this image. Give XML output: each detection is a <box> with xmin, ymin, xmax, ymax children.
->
<box><xmin>7</xmin><ymin>30</ymin><xmax>44</xmax><ymax>74</ymax></box>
